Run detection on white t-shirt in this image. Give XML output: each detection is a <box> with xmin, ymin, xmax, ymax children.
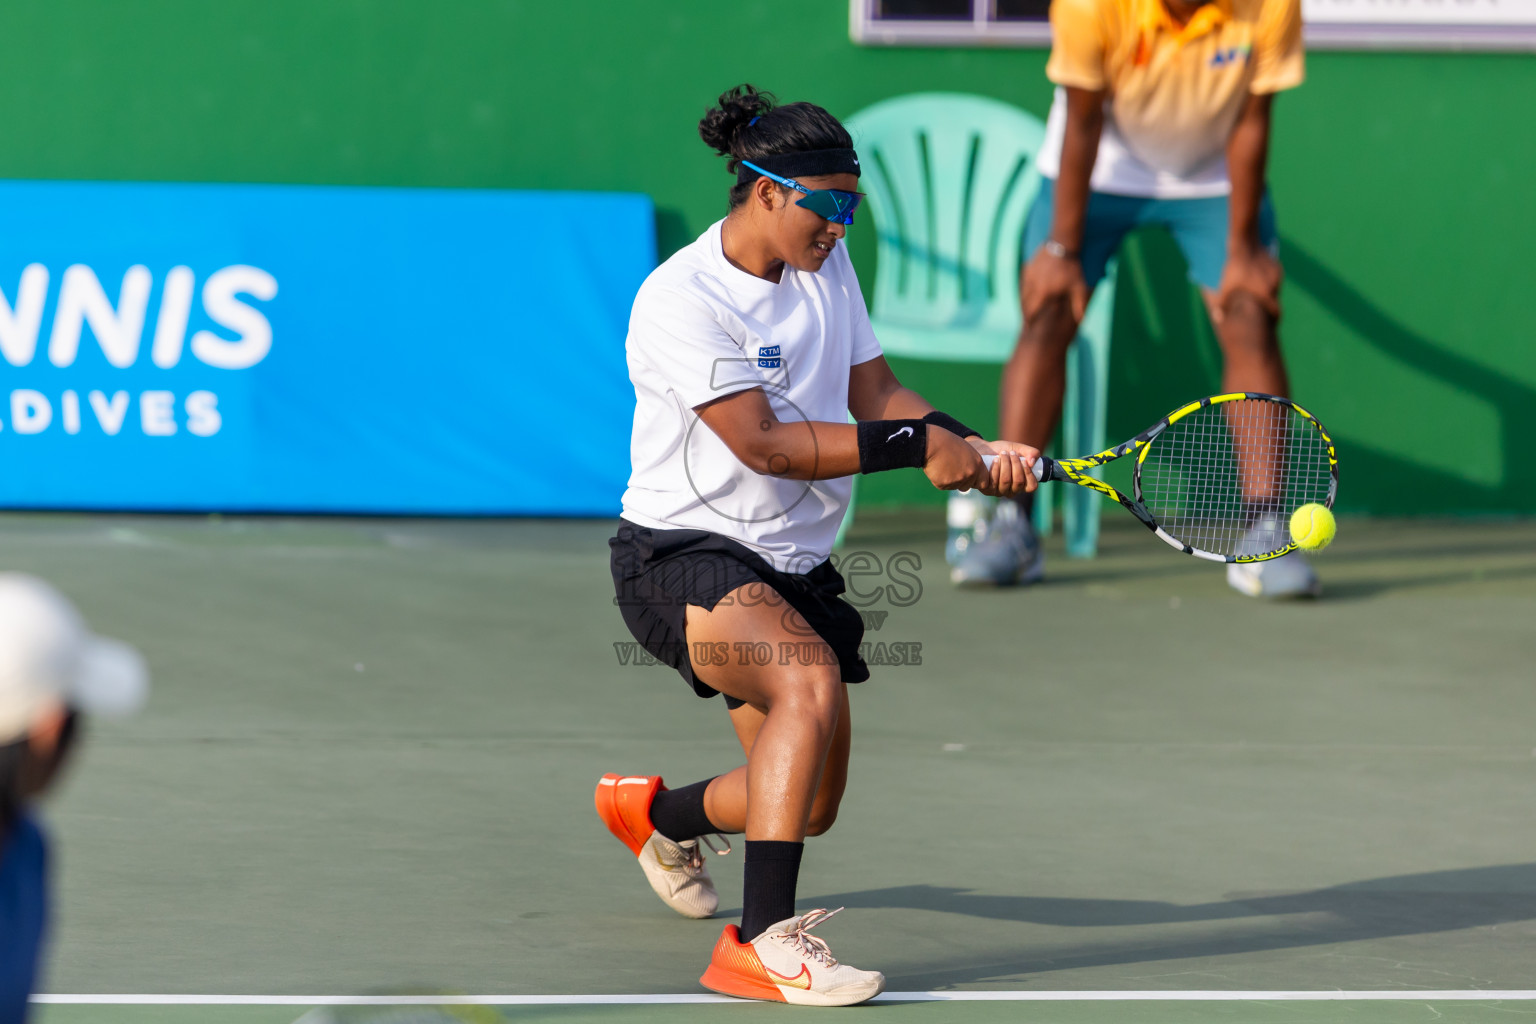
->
<box><xmin>1036</xmin><ymin>87</ymin><xmax>1232</xmax><ymax>199</ymax></box>
<box><xmin>620</xmin><ymin>220</ymin><xmax>883</xmax><ymax>572</ymax></box>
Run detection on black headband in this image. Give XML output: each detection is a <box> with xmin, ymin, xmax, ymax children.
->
<box><xmin>735</xmin><ymin>148</ymin><xmax>861</xmax><ymax>184</ymax></box>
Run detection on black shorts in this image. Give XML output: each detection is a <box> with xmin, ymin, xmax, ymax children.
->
<box><xmin>610</xmin><ymin>520</ymin><xmax>869</xmax><ymax>710</ymax></box>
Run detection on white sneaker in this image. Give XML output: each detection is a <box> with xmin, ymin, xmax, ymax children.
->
<box><xmin>1226</xmin><ymin>518</ymin><xmax>1320</xmax><ymax>598</ymax></box>
<box><xmin>637</xmin><ymin>831</ymin><xmax>726</xmax><ymax>919</ymax></box>
<box><xmin>1227</xmin><ymin>552</ymin><xmax>1321</xmax><ymax>598</ymax></box>
<box><xmin>594</xmin><ymin>772</ymin><xmax>725</xmax><ymax>919</ymax></box>
<box><xmin>945</xmin><ymin>490</ymin><xmax>996</xmax><ymax>566</ymax></box>
<box><xmin>700</xmin><ymin>908</ymin><xmax>885</xmax><ymax>1006</ymax></box>
<box><xmin>950</xmin><ymin>501</ymin><xmax>1043</xmax><ymax>587</ymax></box>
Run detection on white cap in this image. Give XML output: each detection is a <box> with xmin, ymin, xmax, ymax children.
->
<box><xmin>0</xmin><ymin>573</ymin><xmax>148</xmax><ymax>744</ymax></box>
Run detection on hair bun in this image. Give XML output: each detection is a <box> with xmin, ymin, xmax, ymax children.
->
<box><xmin>698</xmin><ymin>84</ymin><xmax>777</xmax><ymax>159</ymax></box>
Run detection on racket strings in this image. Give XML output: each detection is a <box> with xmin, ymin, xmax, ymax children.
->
<box><xmin>1138</xmin><ymin>399</ymin><xmax>1332</xmax><ymax>558</ymax></box>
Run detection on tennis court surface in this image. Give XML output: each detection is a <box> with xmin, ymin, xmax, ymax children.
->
<box><xmin>11</xmin><ymin>510</ymin><xmax>1536</xmax><ymax>1024</ymax></box>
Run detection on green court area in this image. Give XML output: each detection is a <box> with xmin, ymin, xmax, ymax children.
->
<box><xmin>9</xmin><ymin>510</ymin><xmax>1536</xmax><ymax>1024</ymax></box>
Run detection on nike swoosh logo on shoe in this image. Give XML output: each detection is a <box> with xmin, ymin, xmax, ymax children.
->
<box><xmin>887</xmin><ymin>426</ymin><xmax>913</xmax><ymax>442</ymax></box>
<box><xmin>766</xmin><ymin>965</ymin><xmax>812</xmax><ymax>989</ymax></box>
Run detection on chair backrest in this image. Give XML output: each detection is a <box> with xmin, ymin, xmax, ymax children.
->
<box><xmin>846</xmin><ymin>93</ymin><xmax>1046</xmax><ymax>336</ymax></box>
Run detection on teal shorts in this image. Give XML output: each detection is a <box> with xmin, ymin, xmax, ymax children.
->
<box><xmin>1022</xmin><ymin>177</ymin><xmax>1278</xmax><ymax>292</ymax></box>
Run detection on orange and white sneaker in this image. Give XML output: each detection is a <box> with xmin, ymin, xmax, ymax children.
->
<box><xmin>700</xmin><ymin>908</ymin><xmax>885</xmax><ymax>1006</ymax></box>
<box><xmin>593</xmin><ymin>773</ymin><xmax>724</xmax><ymax>919</ymax></box>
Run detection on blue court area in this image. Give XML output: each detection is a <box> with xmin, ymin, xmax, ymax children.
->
<box><xmin>12</xmin><ymin>510</ymin><xmax>1536</xmax><ymax>1024</ymax></box>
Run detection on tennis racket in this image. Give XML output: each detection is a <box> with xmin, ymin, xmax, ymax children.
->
<box><xmin>983</xmin><ymin>392</ymin><xmax>1337</xmax><ymax>563</ymax></box>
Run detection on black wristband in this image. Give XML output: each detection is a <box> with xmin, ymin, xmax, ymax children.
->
<box><xmin>923</xmin><ymin>410</ymin><xmax>981</xmax><ymax>440</ymax></box>
<box><xmin>857</xmin><ymin>419</ymin><xmax>928</xmax><ymax>474</ymax></box>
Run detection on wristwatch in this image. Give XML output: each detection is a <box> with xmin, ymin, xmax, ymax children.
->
<box><xmin>1042</xmin><ymin>239</ymin><xmax>1079</xmax><ymax>259</ymax></box>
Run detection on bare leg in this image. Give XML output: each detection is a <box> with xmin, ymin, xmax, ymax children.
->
<box><xmin>703</xmin><ymin>685</ymin><xmax>851</xmax><ymax>837</ymax></box>
<box><xmin>999</xmin><ymin>292</ymin><xmax>1089</xmax><ymax>447</ymax></box>
<box><xmin>1204</xmin><ymin>289</ymin><xmax>1290</xmax><ymax>502</ymax></box>
<box><xmin>683</xmin><ymin>589</ymin><xmax>844</xmax><ymax>842</ymax></box>
<box><xmin>1204</xmin><ymin>288</ymin><xmax>1287</xmax><ymax>398</ymax></box>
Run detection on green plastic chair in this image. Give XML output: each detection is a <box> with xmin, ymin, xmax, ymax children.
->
<box><xmin>835</xmin><ymin>91</ymin><xmax>1118</xmax><ymax>557</ymax></box>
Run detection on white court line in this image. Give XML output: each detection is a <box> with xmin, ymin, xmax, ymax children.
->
<box><xmin>31</xmin><ymin>991</ymin><xmax>1536</xmax><ymax>1005</ymax></box>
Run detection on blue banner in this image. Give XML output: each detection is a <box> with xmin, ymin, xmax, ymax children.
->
<box><xmin>0</xmin><ymin>181</ymin><xmax>652</xmax><ymax>515</ymax></box>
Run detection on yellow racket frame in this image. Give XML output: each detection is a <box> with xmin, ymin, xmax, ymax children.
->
<box><xmin>1028</xmin><ymin>392</ymin><xmax>1338</xmax><ymax>563</ymax></box>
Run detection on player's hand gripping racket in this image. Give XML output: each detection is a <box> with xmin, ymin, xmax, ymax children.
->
<box><xmin>983</xmin><ymin>392</ymin><xmax>1337</xmax><ymax>563</ymax></box>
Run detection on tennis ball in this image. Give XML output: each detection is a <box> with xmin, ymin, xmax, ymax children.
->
<box><xmin>1290</xmin><ymin>503</ymin><xmax>1336</xmax><ymax>551</ymax></box>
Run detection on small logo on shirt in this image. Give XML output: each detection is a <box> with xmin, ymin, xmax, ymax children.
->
<box><xmin>887</xmin><ymin>426</ymin><xmax>914</xmax><ymax>442</ymax></box>
<box><xmin>758</xmin><ymin>345</ymin><xmax>781</xmax><ymax>369</ymax></box>
<box><xmin>1210</xmin><ymin>44</ymin><xmax>1252</xmax><ymax>67</ymax></box>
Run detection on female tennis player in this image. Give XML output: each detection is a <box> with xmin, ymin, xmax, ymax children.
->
<box><xmin>597</xmin><ymin>85</ymin><xmax>1039</xmax><ymax>1006</ymax></box>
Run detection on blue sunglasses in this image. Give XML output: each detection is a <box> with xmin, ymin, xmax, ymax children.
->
<box><xmin>741</xmin><ymin>161</ymin><xmax>863</xmax><ymax>225</ymax></box>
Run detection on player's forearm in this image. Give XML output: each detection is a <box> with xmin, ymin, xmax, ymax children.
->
<box><xmin>1226</xmin><ymin>93</ymin><xmax>1273</xmax><ymax>252</ymax></box>
<box><xmin>697</xmin><ymin>389</ymin><xmax>865</xmax><ymax>480</ymax></box>
<box><xmin>858</xmin><ymin>379</ymin><xmax>987</xmax><ymax>442</ymax></box>
<box><xmin>1050</xmin><ymin>87</ymin><xmax>1105</xmax><ymax>252</ymax></box>
<box><xmin>868</xmin><ymin>386</ymin><xmax>936</xmax><ymax>423</ymax></box>
<box><xmin>735</xmin><ymin>420</ymin><xmax>863</xmax><ymax>481</ymax></box>
<box><xmin>755</xmin><ymin>396</ymin><xmax>966</xmax><ymax>478</ymax></box>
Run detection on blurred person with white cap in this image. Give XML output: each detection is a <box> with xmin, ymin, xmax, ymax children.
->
<box><xmin>0</xmin><ymin>573</ymin><xmax>147</xmax><ymax>1023</ymax></box>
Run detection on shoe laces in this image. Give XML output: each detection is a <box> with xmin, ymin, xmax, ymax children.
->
<box><xmin>682</xmin><ymin>834</ymin><xmax>731</xmax><ymax>875</ymax></box>
<box><xmin>777</xmin><ymin>907</ymin><xmax>844</xmax><ymax>967</ymax></box>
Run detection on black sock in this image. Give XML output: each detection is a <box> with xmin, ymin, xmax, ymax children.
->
<box><xmin>739</xmin><ymin>840</ymin><xmax>803</xmax><ymax>942</ymax></box>
<box><xmin>649</xmin><ymin>778</ymin><xmax>719</xmax><ymax>843</ymax></box>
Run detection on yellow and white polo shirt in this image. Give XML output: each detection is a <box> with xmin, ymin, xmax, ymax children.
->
<box><xmin>1035</xmin><ymin>0</ymin><xmax>1304</xmax><ymax>198</ymax></box>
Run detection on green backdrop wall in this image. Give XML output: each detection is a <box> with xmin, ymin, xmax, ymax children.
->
<box><xmin>0</xmin><ymin>1</ymin><xmax>1531</xmax><ymax>515</ymax></box>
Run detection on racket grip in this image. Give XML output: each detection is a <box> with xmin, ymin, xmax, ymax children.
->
<box><xmin>982</xmin><ymin>454</ymin><xmax>1051</xmax><ymax>481</ymax></box>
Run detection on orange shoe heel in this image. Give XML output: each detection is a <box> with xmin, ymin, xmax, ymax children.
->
<box><xmin>593</xmin><ymin>773</ymin><xmax>664</xmax><ymax>856</ymax></box>
<box><xmin>699</xmin><ymin>925</ymin><xmax>787</xmax><ymax>1002</ymax></box>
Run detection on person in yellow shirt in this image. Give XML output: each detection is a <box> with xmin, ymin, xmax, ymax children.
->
<box><xmin>951</xmin><ymin>0</ymin><xmax>1317</xmax><ymax>598</ymax></box>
